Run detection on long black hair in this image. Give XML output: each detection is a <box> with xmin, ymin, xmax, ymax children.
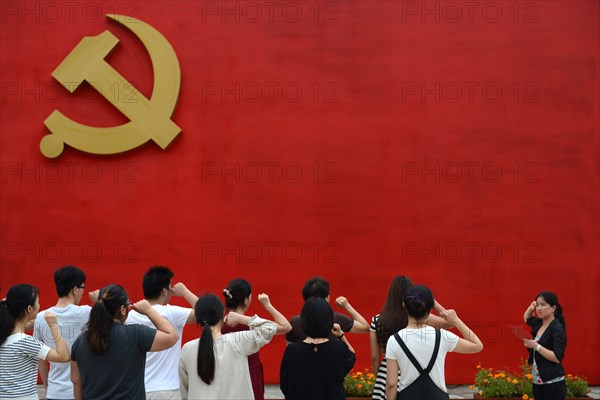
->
<box><xmin>0</xmin><ymin>284</ymin><xmax>39</xmax><ymax>345</ymax></box>
<box><xmin>222</xmin><ymin>278</ymin><xmax>251</xmax><ymax>310</ymax></box>
<box><xmin>376</xmin><ymin>276</ymin><xmax>413</xmax><ymax>347</ymax></box>
<box><xmin>536</xmin><ymin>291</ymin><xmax>566</xmax><ymax>329</ymax></box>
<box><xmin>84</xmin><ymin>284</ymin><xmax>128</xmax><ymax>353</ymax></box>
<box><xmin>195</xmin><ymin>294</ymin><xmax>225</xmax><ymax>384</ymax></box>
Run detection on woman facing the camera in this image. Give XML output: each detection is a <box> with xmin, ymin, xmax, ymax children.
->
<box><xmin>523</xmin><ymin>291</ymin><xmax>567</xmax><ymax>400</ymax></box>
<box><xmin>1</xmin><ymin>284</ymin><xmax>70</xmax><ymax>399</ymax></box>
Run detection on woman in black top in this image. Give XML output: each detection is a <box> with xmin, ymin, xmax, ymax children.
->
<box><xmin>523</xmin><ymin>291</ymin><xmax>567</xmax><ymax>400</ymax></box>
<box><xmin>280</xmin><ymin>297</ymin><xmax>356</xmax><ymax>400</ymax></box>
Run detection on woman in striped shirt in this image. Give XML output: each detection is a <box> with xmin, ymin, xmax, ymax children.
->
<box><xmin>0</xmin><ymin>284</ymin><xmax>70</xmax><ymax>399</ymax></box>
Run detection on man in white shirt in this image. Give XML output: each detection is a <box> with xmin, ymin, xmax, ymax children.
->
<box><xmin>34</xmin><ymin>265</ymin><xmax>97</xmax><ymax>400</ymax></box>
<box><xmin>126</xmin><ymin>265</ymin><xmax>198</xmax><ymax>400</ymax></box>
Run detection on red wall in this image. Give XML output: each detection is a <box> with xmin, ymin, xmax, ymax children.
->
<box><xmin>1</xmin><ymin>0</ymin><xmax>598</xmax><ymax>384</ymax></box>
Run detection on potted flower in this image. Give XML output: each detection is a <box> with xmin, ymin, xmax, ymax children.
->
<box><xmin>472</xmin><ymin>363</ymin><xmax>592</xmax><ymax>399</ymax></box>
<box><xmin>344</xmin><ymin>368</ymin><xmax>376</xmax><ymax>399</ymax></box>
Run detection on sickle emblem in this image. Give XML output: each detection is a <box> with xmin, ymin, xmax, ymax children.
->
<box><xmin>40</xmin><ymin>14</ymin><xmax>181</xmax><ymax>158</ymax></box>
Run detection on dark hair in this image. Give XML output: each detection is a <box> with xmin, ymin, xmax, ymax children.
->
<box><xmin>300</xmin><ymin>297</ymin><xmax>334</xmax><ymax>338</ymax></box>
<box><xmin>223</xmin><ymin>278</ymin><xmax>252</xmax><ymax>309</ymax></box>
<box><xmin>195</xmin><ymin>294</ymin><xmax>225</xmax><ymax>385</ymax></box>
<box><xmin>301</xmin><ymin>276</ymin><xmax>330</xmax><ymax>301</ymax></box>
<box><xmin>54</xmin><ymin>265</ymin><xmax>86</xmax><ymax>298</ymax></box>
<box><xmin>143</xmin><ymin>266</ymin><xmax>174</xmax><ymax>300</ymax></box>
<box><xmin>535</xmin><ymin>291</ymin><xmax>566</xmax><ymax>329</ymax></box>
<box><xmin>376</xmin><ymin>276</ymin><xmax>414</xmax><ymax>347</ymax></box>
<box><xmin>0</xmin><ymin>284</ymin><xmax>39</xmax><ymax>345</ymax></box>
<box><xmin>85</xmin><ymin>285</ymin><xmax>128</xmax><ymax>353</ymax></box>
<box><xmin>404</xmin><ymin>285</ymin><xmax>434</xmax><ymax>320</ymax></box>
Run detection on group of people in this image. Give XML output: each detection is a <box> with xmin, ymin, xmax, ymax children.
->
<box><xmin>0</xmin><ymin>266</ymin><xmax>568</xmax><ymax>400</ymax></box>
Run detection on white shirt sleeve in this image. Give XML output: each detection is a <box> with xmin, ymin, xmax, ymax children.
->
<box><xmin>385</xmin><ymin>335</ymin><xmax>399</xmax><ymax>360</ymax></box>
<box><xmin>169</xmin><ymin>305</ymin><xmax>193</xmax><ymax>330</ymax></box>
<box><xmin>231</xmin><ymin>316</ymin><xmax>277</xmax><ymax>356</ymax></box>
<box><xmin>441</xmin><ymin>329</ymin><xmax>460</xmax><ymax>352</ymax></box>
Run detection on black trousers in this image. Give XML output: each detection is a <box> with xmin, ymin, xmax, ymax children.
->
<box><xmin>532</xmin><ymin>380</ymin><xmax>567</xmax><ymax>400</ymax></box>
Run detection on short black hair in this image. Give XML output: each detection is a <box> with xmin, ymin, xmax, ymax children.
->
<box><xmin>301</xmin><ymin>276</ymin><xmax>330</xmax><ymax>301</ymax></box>
<box><xmin>143</xmin><ymin>266</ymin><xmax>174</xmax><ymax>299</ymax></box>
<box><xmin>404</xmin><ymin>285</ymin><xmax>435</xmax><ymax>319</ymax></box>
<box><xmin>54</xmin><ymin>266</ymin><xmax>86</xmax><ymax>297</ymax></box>
<box><xmin>300</xmin><ymin>297</ymin><xmax>334</xmax><ymax>338</ymax></box>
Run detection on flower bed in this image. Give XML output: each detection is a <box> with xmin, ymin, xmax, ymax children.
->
<box><xmin>472</xmin><ymin>363</ymin><xmax>591</xmax><ymax>399</ymax></box>
<box><xmin>344</xmin><ymin>368</ymin><xmax>376</xmax><ymax>398</ymax></box>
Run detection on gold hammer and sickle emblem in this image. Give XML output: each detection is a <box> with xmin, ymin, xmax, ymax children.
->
<box><xmin>40</xmin><ymin>14</ymin><xmax>181</xmax><ymax>158</ymax></box>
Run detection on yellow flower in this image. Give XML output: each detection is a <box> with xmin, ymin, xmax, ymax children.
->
<box><xmin>512</xmin><ymin>379</ymin><xmax>519</xmax><ymax>384</ymax></box>
<box><xmin>526</xmin><ymin>374</ymin><xmax>533</xmax><ymax>379</ymax></box>
<box><xmin>356</xmin><ymin>372</ymin><xmax>363</xmax><ymax>376</ymax></box>
<box><xmin>522</xmin><ymin>395</ymin><xmax>529</xmax><ymax>400</ymax></box>
<box><xmin>470</xmin><ymin>385</ymin><xmax>475</xmax><ymax>389</ymax></box>
<box><xmin>494</xmin><ymin>374</ymin><xmax>500</xmax><ymax>378</ymax></box>
<box><xmin>483</xmin><ymin>379</ymin><xmax>488</xmax><ymax>383</ymax></box>
<box><xmin>488</xmin><ymin>373</ymin><xmax>493</xmax><ymax>377</ymax></box>
<box><xmin>479</xmin><ymin>391</ymin><xmax>483</xmax><ymax>396</ymax></box>
<box><xmin>499</xmin><ymin>373</ymin><xmax>506</xmax><ymax>378</ymax></box>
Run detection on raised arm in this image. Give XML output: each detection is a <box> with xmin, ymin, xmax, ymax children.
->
<box><xmin>132</xmin><ymin>300</ymin><xmax>179</xmax><ymax>352</ymax></box>
<box><xmin>440</xmin><ymin>309</ymin><xmax>483</xmax><ymax>354</ymax></box>
<box><xmin>171</xmin><ymin>282</ymin><xmax>199</xmax><ymax>324</ymax></box>
<box><xmin>332</xmin><ymin>323</ymin><xmax>355</xmax><ymax>353</ymax></box>
<box><xmin>336</xmin><ymin>296</ymin><xmax>369</xmax><ymax>333</ymax></box>
<box><xmin>523</xmin><ymin>300</ymin><xmax>536</xmax><ymax>323</ymax></box>
<box><xmin>44</xmin><ymin>311</ymin><xmax>70</xmax><ymax>363</ymax></box>
<box><xmin>258</xmin><ymin>293</ymin><xmax>291</xmax><ymax>334</ymax></box>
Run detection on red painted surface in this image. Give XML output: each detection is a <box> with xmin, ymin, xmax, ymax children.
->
<box><xmin>1</xmin><ymin>0</ymin><xmax>598</xmax><ymax>384</ymax></box>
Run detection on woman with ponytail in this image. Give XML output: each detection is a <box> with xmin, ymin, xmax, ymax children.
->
<box><xmin>221</xmin><ymin>278</ymin><xmax>291</xmax><ymax>400</ymax></box>
<box><xmin>523</xmin><ymin>291</ymin><xmax>567</xmax><ymax>400</ymax></box>
<box><xmin>178</xmin><ymin>293</ymin><xmax>278</xmax><ymax>400</ymax></box>
<box><xmin>385</xmin><ymin>285</ymin><xmax>483</xmax><ymax>400</ymax></box>
<box><xmin>70</xmin><ymin>284</ymin><xmax>178</xmax><ymax>400</ymax></box>
<box><xmin>0</xmin><ymin>284</ymin><xmax>70</xmax><ymax>399</ymax></box>
<box><xmin>370</xmin><ymin>276</ymin><xmax>453</xmax><ymax>399</ymax></box>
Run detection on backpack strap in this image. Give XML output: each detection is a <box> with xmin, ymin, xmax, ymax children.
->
<box><xmin>424</xmin><ymin>329</ymin><xmax>441</xmax><ymax>374</ymax></box>
<box><xmin>393</xmin><ymin>333</ymin><xmax>424</xmax><ymax>374</ymax></box>
<box><xmin>394</xmin><ymin>329</ymin><xmax>442</xmax><ymax>375</ymax></box>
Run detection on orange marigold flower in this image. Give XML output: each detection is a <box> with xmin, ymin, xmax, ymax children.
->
<box><xmin>526</xmin><ymin>374</ymin><xmax>533</xmax><ymax>379</ymax></box>
<box><xmin>483</xmin><ymin>379</ymin><xmax>488</xmax><ymax>383</ymax></box>
<box><xmin>358</xmin><ymin>384</ymin><xmax>363</xmax><ymax>389</ymax></box>
<box><xmin>488</xmin><ymin>374</ymin><xmax>493</xmax><ymax>377</ymax></box>
<box><xmin>522</xmin><ymin>395</ymin><xmax>529</xmax><ymax>400</ymax></box>
<box><xmin>356</xmin><ymin>372</ymin><xmax>363</xmax><ymax>376</ymax></box>
<box><xmin>506</xmin><ymin>377</ymin><xmax>512</xmax><ymax>382</ymax></box>
<box><xmin>512</xmin><ymin>379</ymin><xmax>519</xmax><ymax>384</ymax></box>
<box><xmin>499</xmin><ymin>373</ymin><xmax>506</xmax><ymax>378</ymax></box>
<box><xmin>568</xmin><ymin>374</ymin><xmax>573</xmax><ymax>377</ymax></box>
<box><xmin>477</xmin><ymin>364</ymin><xmax>482</xmax><ymax>369</ymax></box>
<box><xmin>470</xmin><ymin>385</ymin><xmax>475</xmax><ymax>389</ymax></box>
